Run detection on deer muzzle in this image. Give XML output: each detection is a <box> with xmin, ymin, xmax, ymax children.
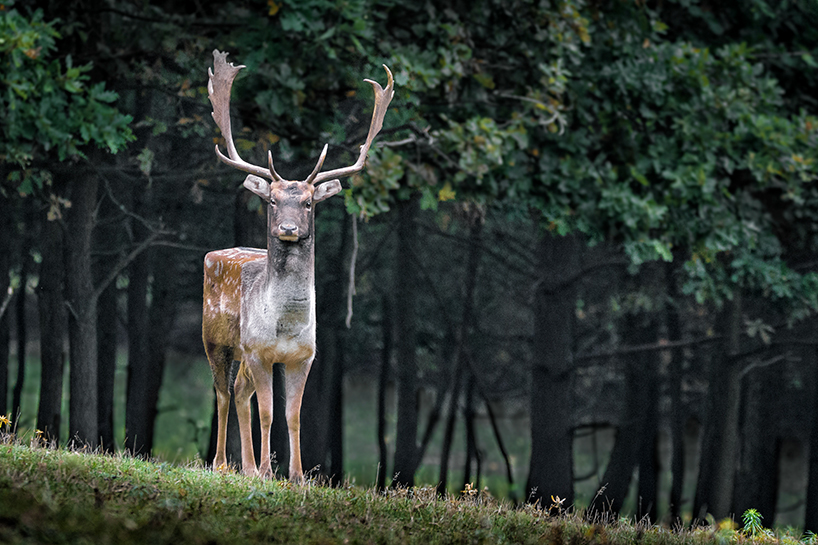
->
<box><xmin>278</xmin><ymin>223</ymin><xmax>299</xmax><ymax>241</ymax></box>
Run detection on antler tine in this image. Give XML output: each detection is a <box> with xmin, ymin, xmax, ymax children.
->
<box><xmin>309</xmin><ymin>65</ymin><xmax>395</xmax><ymax>185</ymax></box>
<box><xmin>304</xmin><ymin>144</ymin><xmax>329</xmax><ymax>185</ymax></box>
<box><xmin>208</xmin><ymin>50</ymin><xmax>272</xmax><ymax>181</ymax></box>
<box><xmin>267</xmin><ymin>150</ymin><xmax>285</xmax><ymax>183</ymax></box>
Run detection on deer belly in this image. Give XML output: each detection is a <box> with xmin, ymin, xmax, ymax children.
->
<box><xmin>243</xmin><ymin>337</ymin><xmax>315</xmax><ymax>366</ymax></box>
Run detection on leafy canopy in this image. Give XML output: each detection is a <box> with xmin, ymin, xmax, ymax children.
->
<box><xmin>0</xmin><ymin>0</ymin><xmax>134</xmax><ymax>195</ymax></box>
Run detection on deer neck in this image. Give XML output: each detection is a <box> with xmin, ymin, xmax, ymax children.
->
<box><xmin>264</xmin><ymin>217</ymin><xmax>315</xmax><ymax>302</ymax></box>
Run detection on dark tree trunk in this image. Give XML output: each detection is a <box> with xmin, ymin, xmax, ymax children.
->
<box><xmin>301</xmin><ymin>209</ymin><xmax>349</xmax><ymax>479</ymax></box>
<box><xmin>437</xmin><ymin>214</ymin><xmax>484</xmax><ymax>495</ymax></box>
<box><xmin>271</xmin><ymin>363</ymin><xmax>288</xmax><ymax>473</ymax></box>
<box><xmin>461</xmin><ymin>371</ymin><xmax>479</xmax><ymax>491</ymax></box>
<box><xmin>143</xmin><ymin>244</ymin><xmax>177</xmax><ymax>453</ymax></box>
<box><xmin>483</xmin><ymin>391</ymin><xmax>517</xmax><ymax>503</ymax></box>
<box><xmin>594</xmin><ymin>310</ymin><xmax>660</xmax><ymax>521</ymax></box>
<box><xmin>37</xmin><ymin>215</ymin><xmax>67</xmax><ymax>442</ymax></box>
<box><xmin>377</xmin><ymin>295</ymin><xmax>392</xmax><ymax>490</ymax></box>
<box><xmin>0</xmin><ymin>194</ymin><xmax>10</xmax><ymax>418</ymax></box>
<box><xmin>12</xmin><ymin>200</ymin><xmax>32</xmax><ymax>426</ymax></box>
<box><xmin>125</xmin><ymin>193</ymin><xmax>151</xmax><ymax>454</ymax></box>
<box><xmin>526</xmin><ymin>232</ymin><xmax>579</xmax><ymax>506</ymax></box>
<box><xmin>392</xmin><ymin>196</ymin><xmax>420</xmax><ymax>488</ymax></box>
<box><xmin>96</xmin><ymin>280</ymin><xmax>117</xmax><ymax>451</ymax></box>
<box><xmin>665</xmin><ymin>257</ymin><xmax>686</xmax><ymax>522</ymax></box>
<box><xmin>732</xmin><ymin>364</ymin><xmax>780</xmax><ymax>522</ymax></box>
<box><xmin>65</xmin><ymin>174</ymin><xmax>100</xmax><ymax>447</ymax></box>
<box><xmin>805</xmin><ymin>336</ymin><xmax>818</xmax><ymax>533</ymax></box>
<box><xmin>96</xmin><ymin>189</ymin><xmax>120</xmax><ymax>452</ymax></box>
<box><xmin>693</xmin><ymin>294</ymin><xmax>743</xmax><ymax>521</ymax></box>
<box><xmin>320</xmin><ymin>211</ymin><xmax>351</xmax><ymax>484</ymax></box>
<box><xmin>636</xmin><ymin>368</ymin><xmax>660</xmax><ymax>523</ymax></box>
<box><xmin>326</xmin><ymin>322</ymin><xmax>345</xmax><ymax>484</ymax></box>
<box><xmin>437</xmin><ymin>358</ymin><xmax>463</xmax><ymax>495</ymax></box>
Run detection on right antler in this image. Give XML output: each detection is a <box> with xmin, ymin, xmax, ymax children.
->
<box><xmin>209</xmin><ymin>50</ymin><xmax>284</xmax><ymax>182</ymax></box>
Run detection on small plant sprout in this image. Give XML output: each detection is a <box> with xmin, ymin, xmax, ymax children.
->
<box><xmin>742</xmin><ymin>508</ymin><xmax>772</xmax><ymax>539</ymax></box>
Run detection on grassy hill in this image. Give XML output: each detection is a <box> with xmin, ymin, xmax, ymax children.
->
<box><xmin>0</xmin><ymin>437</ymin><xmax>805</xmax><ymax>544</ymax></box>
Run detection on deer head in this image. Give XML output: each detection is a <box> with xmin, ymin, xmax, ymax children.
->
<box><xmin>207</xmin><ymin>50</ymin><xmax>394</xmax><ymax>242</ymax></box>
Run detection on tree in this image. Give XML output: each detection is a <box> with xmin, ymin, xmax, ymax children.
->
<box><xmin>1</xmin><ymin>1</ymin><xmax>134</xmax><ymax>444</ymax></box>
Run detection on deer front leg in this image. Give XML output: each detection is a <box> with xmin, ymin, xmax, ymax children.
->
<box><xmin>233</xmin><ymin>361</ymin><xmax>257</xmax><ymax>477</ymax></box>
<box><xmin>284</xmin><ymin>359</ymin><xmax>313</xmax><ymax>482</ymax></box>
<box><xmin>246</xmin><ymin>357</ymin><xmax>275</xmax><ymax>479</ymax></box>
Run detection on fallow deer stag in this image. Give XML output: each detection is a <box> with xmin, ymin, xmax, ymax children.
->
<box><xmin>203</xmin><ymin>50</ymin><xmax>393</xmax><ymax>481</ymax></box>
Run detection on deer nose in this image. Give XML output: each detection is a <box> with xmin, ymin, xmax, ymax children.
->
<box><xmin>279</xmin><ymin>223</ymin><xmax>299</xmax><ymax>239</ymax></box>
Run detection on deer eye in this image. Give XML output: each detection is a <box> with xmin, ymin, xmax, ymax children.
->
<box><xmin>305</xmin><ymin>200</ymin><xmax>312</xmax><ymax>209</ymax></box>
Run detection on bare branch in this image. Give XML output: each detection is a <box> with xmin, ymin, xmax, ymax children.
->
<box><xmin>92</xmin><ymin>230</ymin><xmax>168</xmax><ymax>303</ymax></box>
<box><xmin>575</xmin><ymin>334</ymin><xmax>723</xmax><ymax>364</ymax></box>
<box><xmin>0</xmin><ymin>286</ymin><xmax>13</xmax><ymax>321</ymax></box>
<box><xmin>345</xmin><ymin>214</ymin><xmax>359</xmax><ymax>329</ymax></box>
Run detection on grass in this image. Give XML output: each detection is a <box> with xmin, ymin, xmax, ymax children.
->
<box><xmin>4</xmin><ymin>347</ymin><xmax>810</xmax><ymax>529</ymax></box>
<box><xmin>0</xmin><ymin>433</ymin><xmax>814</xmax><ymax>545</ymax></box>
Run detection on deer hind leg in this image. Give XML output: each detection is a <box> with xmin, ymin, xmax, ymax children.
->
<box><xmin>233</xmin><ymin>360</ymin><xmax>257</xmax><ymax>476</ymax></box>
<box><xmin>204</xmin><ymin>342</ymin><xmax>233</xmax><ymax>471</ymax></box>
<box><xmin>284</xmin><ymin>359</ymin><xmax>313</xmax><ymax>482</ymax></box>
<box><xmin>246</xmin><ymin>355</ymin><xmax>275</xmax><ymax>479</ymax></box>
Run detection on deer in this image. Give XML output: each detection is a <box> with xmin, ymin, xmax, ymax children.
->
<box><xmin>203</xmin><ymin>50</ymin><xmax>393</xmax><ymax>481</ymax></box>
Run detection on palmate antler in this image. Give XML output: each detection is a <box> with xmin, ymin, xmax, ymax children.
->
<box><xmin>208</xmin><ymin>50</ymin><xmax>394</xmax><ymax>185</ymax></box>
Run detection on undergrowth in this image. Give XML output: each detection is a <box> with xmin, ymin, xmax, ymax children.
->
<box><xmin>0</xmin><ymin>427</ymin><xmax>812</xmax><ymax>544</ymax></box>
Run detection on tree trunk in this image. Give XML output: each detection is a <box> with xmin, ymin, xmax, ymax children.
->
<box><xmin>462</xmin><ymin>371</ymin><xmax>479</xmax><ymax>491</ymax></box>
<box><xmin>526</xmin><ymin>231</ymin><xmax>579</xmax><ymax>507</ymax></box>
<box><xmin>731</xmin><ymin>364</ymin><xmax>779</xmax><ymax>522</ymax></box>
<box><xmin>96</xmin><ymin>190</ymin><xmax>120</xmax><ymax>452</ymax></box>
<box><xmin>693</xmin><ymin>294</ymin><xmax>743</xmax><ymax>521</ymax></box>
<box><xmin>37</xmin><ymin>215</ymin><xmax>67</xmax><ymax>442</ymax></box>
<box><xmin>665</xmin><ymin>256</ymin><xmax>686</xmax><ymax>522</ymax></box>
<box><xmin>65</xmin><ymin>174</ymin><xmax>100</xmax><ymax>447</ymax></box>
<box><xmin>0</xmin><ymin>194</ymin><xmax>10</xmax><ymax>418</ymax></box>
<box><xmin>323</xmin><ymin>211</ymin><xmax>351</xmax><ymax>484</ymax></box>
<box><xmin>594</xmin><ymin>310</ymin><xmax>660</xmax><ymax>521</ymax></box>
<box><xmin>125</xmin><ymin>192</ymin><xmax>151</xmax><ymax>454</ymax></box>
<box><xmin>96</xmin><ymin>280</ymin><xmax>117</xmax><ymax>451</ymax></box>
<box><xmin>437</xmin><ymin>358</ymin><xmax>463</xmax><ymax>495</ymax></box>
<box><xmin>12</xmin><ymin>200</ymin><xmax>32</xmax><ymax>426</ymax></box>
<box><xmin>377</xmin><ymin>295</ymin><xmax>392</xmax><ymax>490</ymax></box>
<box><xmin>392</xmin><ymin>196</ymin><xmax>420</xmax><ymax>488</ymax></box>
<box><xmin>142</xmin><ymin>244</ymin><xmax>177</xmax><ymax>454</ymax></box>
<box><xmin>805</xmin><ymin>335</ymin><xmax>818</xmax><ymax>533</ymax></box>
<box><xmin>438</xmin><ymin>216</ymin><xmax>483</xmax><ymax>495</ymax></box>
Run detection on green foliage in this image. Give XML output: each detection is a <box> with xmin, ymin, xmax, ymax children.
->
<box><xmin>742</xmin><ymin>508</ymin><xmax>767</xmax><ymax>538</ymax></box>
<box><xmin>0</xmin><ymin>0</ymin><xmax>134</xmax><ymax>194</ymax></box>
<box><xmin>220</xmin><ymin>0</ymin><xmax>818</xmax><ymax>311</ymax></box>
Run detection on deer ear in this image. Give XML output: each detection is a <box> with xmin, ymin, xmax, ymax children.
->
<box><xmin>243</xmin><ymin>174</ymin><xmax>271</xmax><ymax>201</ymax></box>
<box><xmin>313</xmin><ymin>179</ymin><xmax>342</xmax><ymax>203</ymax></box>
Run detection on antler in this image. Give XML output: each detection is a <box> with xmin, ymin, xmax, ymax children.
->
<box><xmin>209</xmin><ymin>51</ymin><xmax>394</xmax><ymax>185</ymax></box>
<box><xmin>208</xmin><ymin>50</ymin><xmax>284</xmax><ymax>182</ymax></box>
<box><xmin>307</xmin><ymin>65</ymin><xmax>395</xmax><ymax>185</ymax></box>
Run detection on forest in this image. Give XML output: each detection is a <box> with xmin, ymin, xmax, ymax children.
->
<box><xmin>2</xmin><ymin>0</ymin><xmax>818</xmax><ymax>532</ymax></box>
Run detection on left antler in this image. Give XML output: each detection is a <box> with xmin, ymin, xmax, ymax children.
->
<box><xmin>306</xmin><ymin>65</ymin><xmax>395</xmax><ymax>185</ymax></box>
